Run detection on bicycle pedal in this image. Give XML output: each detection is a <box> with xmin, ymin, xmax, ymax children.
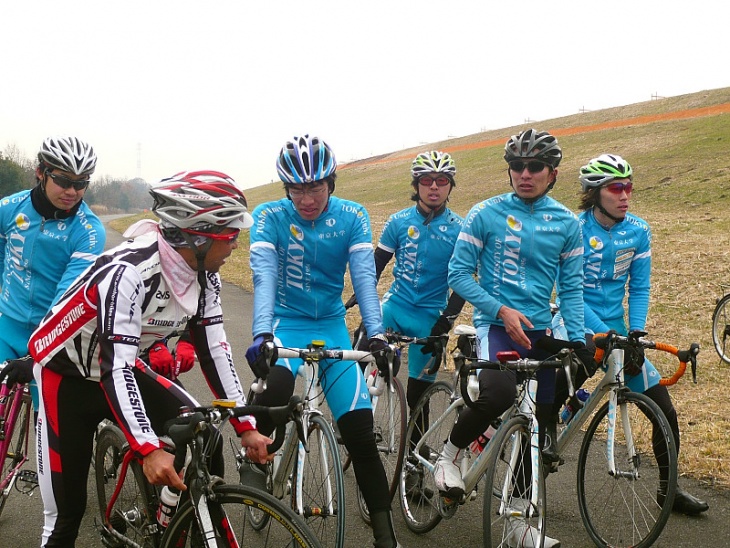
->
<box><xmin>16</xmin><ymin>469</ymin><xmax>39</xmax><ymax>494</ymax></box>
<box><xmin>437</xmin><ymin>495</ymin><xmax>460</xmax><ymax>519</ymax></box>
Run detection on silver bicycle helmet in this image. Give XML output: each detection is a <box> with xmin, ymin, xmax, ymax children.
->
<box><xmin>150</xmin><ymin>170</ymin><xmax>253</xmax><ymax>233</ymax></box>
<box><xmin>411</xmin><ymin>151</ymin><xmax>456</xmax><ymax>178</ymax></box>
<box><xmin>38</xmin><ymin>136</ymin><xmax>97</xmax><ymax>176</ymax></box>
<box><xmin>504</xmin><ymin>129</ymin><xmax>562</xmax><ymax>169</ymax></box>
<box><xmin>579</xmin><ymin>154</ymin><xmax>633</xmax><ymax>191</ymax></box>
<box><xmin>276</xmin><ymin>135</ymin><xmax>337</xmax><ymax>184</ymax></box>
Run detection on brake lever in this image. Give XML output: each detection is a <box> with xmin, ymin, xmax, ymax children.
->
<box><xmin>689</xmin><ymin>342</ymin><xmax>700</xmax><ymax>384</ymax></box>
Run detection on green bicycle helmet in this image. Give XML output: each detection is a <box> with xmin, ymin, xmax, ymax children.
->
<box><xmin>579</xmin><ymin>154</ymin><xmax>633</xmax><ymax>191</ymax></box>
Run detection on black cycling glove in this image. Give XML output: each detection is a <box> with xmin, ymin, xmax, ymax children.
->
<box><xmin>0</xmin><ymin>356</ymin><xmax>34</xmax><ymax>388</ymax></box>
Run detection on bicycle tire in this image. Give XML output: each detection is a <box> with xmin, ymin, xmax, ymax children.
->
<box><xmin>95</xmin><ymin>423</ymin><xmax>158</xmax><ymax>548</ymax></box>
<box><xmin>398</xmin><ymin>380</ymin><xmax>453</xmax><ymax>534</ymax></box>
<box><xmin>160</xmin><ymin>483</ymin><xmax>322</xmax><ymax>548</ymax></box>
<box><xmin>482</xmin><ymin>415</ymin><xmax>547</xmax><ymax>548</ymax></box>
<box><xmin>577</xmin><ymin>391</ymin><xmax>678</xmax><ymax>548</ymax></box>
<box><xmin>0</xmin><ymin>386</ymin><xmax>33</xmax><ymax>518</ymax></box>
<box><xmin>291</xmin><ymin>413</ymin><xmax>345</xmax><ymax>548</ymax></box>
<box><xmin>356</xmin><ymin>375</ymin><xmax>407</xmax><ymax>524</ymax></box>
<box><xmin>712</xmin><ymin>293</ymin><xmax>730</xmax><ymax>364</ymax></box>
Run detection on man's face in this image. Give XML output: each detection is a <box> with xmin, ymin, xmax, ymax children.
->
<box><xmin>598</xmin><ymin>178</ymin><xmax>633</xmax><ymax>220</ymax></box>
<box><xmin>288</xmin><ymin>181</ymin><xmax>329</xmax><ymax>220</ymax></box>
<box><xmin>202</xmin><ymin>228</ymin><xmax>241</xmax><ymax>273</ymax></box>
<box><xmin>508</xmin><ymin>160</ymin><xmax>556</xmax><ymax>201</ymax></box>
<box><xmin>41</xmin><ymin>168</ymin><xmax>90</xmax><ymax>210</ymax></box>
<box><xmin>416</xmin><ymin>173</ymin><xmax>452</xmax><ymax>209</ymax></box>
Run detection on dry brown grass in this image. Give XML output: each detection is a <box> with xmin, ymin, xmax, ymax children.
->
<box><xmin>111</xmin><ymin>87</ymin><xmax>730</xmax><ymax>490</ymax></box>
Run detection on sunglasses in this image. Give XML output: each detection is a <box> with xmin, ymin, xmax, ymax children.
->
<box><xmin>508</xmin><ymin>160</ymin><xmax>549</xmax><ymax>174</ymax></box>
<box><xmin>605</xmin><ymin>182</ymin><xmax>633</xmax><ymax>194</ymax></box>
<box><xmin>418</xmin><ymin>176</ymin><xmax>451</xmax><ymax>187</ymax></box>
<box><xmin>46</xmin><ymin>171</ymin><xmax>90</xmax><ymax>191</ymax></box>
<box><xmin>187</xmin><ymin>228</ymin><xmax>241</xmax><ymax>243</ymax></box>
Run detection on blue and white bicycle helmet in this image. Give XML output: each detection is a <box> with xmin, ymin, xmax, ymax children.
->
<box><xmin>276</xmin><ymin>135</ymin><xmax>337</xmax><ymax>184</ymax></box>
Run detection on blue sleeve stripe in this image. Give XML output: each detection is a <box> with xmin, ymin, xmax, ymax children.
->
<box><xmin>350</xmin><ymin>242</ymin><xmax>373</xmax><ymax>253</ymax></box>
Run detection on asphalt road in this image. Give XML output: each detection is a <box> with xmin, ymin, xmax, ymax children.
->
<box><xmin>2</xmin><ymin>217</ymin><xmax>727</xmax><ymax>547</ymax></box>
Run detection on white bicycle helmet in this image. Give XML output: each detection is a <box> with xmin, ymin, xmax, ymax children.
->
<box><xmin>411</xmin><ymin>151</ymin><xmax>456</xmax><ymax>178</ymax></box>
<box><xmin>38</xmin><ymin>136</ymin><xmax>97</xmax><ymax>176</ymax></box>
<box><xmin>150</xmin><ymin>170</ymin><xmax>253</xmax><ymax>233</ymax></box>
<box><xmin>579</xmin><ymin>154</ymin><xmax>633</xmax><ymax>191</ymax></box>
<box><xmin>504</xmin><ymin>129</ymin><xmax>562</xmax><ymax>169</ymax></box>
<box><xmin>276</xmin><ymin>135</ymin><xmax>337</xmax><ymax>184</ymax></box>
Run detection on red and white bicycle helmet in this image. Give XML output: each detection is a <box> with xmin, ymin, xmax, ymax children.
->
<box><xmin>38</xmin><ymin>136</ymin><xmax>97</xmax><ymax>176</ymax></box>
<box><xmin>150</xmin><ymin>170</ymin><xmax>253</xmax><ymax>233</ymax></box>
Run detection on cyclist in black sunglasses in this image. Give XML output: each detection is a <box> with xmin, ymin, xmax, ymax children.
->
<box><xmin>434</xmin><ymin>129</ymin><xmax>592</xmax><ymax>548</ymax></box>
<box><xmin>0</xmin><ymin>136</ymin><xmax>105</xmax><ymax>420</ymax></box>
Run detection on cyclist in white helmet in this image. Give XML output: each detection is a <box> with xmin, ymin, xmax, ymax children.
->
<box><xmin>0</xmin><ymin>136</ymin><xmax>105</xmax><ymax>414</ymax></box>
<box><xmin>551</xmin><ymin>153</ymin><xmax>708</xmax><ymax>516</ymax></box>
<box><xmin>24</xmin><ymin>170</ymin><xmax>271</xmax><ymax>547</ymax></box>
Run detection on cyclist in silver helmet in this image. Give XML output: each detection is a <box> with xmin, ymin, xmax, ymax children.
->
<box><xmin>551</xmin><ymin>153</ymin><xmax>708</xmax><ymax>516</ymax></box>
<box><xmin>0</xmin><ymin>136</ymin><xmax>105</xmax><ymax>414</ymax></box>
<box><xmin>433</xmin><ymin>129</ymin><xmax>594</xmax><ymax>548</ymax></box>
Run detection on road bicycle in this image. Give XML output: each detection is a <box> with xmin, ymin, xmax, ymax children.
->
<box><xmin>0</xmin><ymin>369</ymin><xmax>38</xmax><ymax>521</ymax></box>
<box><xmin>241</xmin><ymin>341</ymin><xmax>395</xmax><ymax>548</ymax></box>
<box><xmin>548</xmin><ymin>330</ymin><xmax>698</xmax><ymax>548</ymax></box>
<box><xmin>95</xmin><ymin>396</ymin><xmax>321</xmax><ymax>547</ymax></box>
<box><xmin>398</xmin><ymin>325</ymin><xmax>578</xmax><ymax>547</ymax></box>
<box><xmin>711</xmin><ymin>284</ymin><xmax>730</xmax><ymax>363</ymax></box>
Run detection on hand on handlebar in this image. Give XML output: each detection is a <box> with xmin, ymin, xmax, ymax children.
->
<box><xmin>0</xmin><ymin>355</ymin><xmax>34</xmax><ymax>388</ymax></box>
<box><xmin>246</xmin><ymin>333</ymin><xmax>276</xmax><ymax>380</ymax></box>
<box><xmin>421</xmin><ymin>315</ymin><xmax>451</xmax><ymax>356</ymax></box>
<box><xmin>369</xmin><ymin>335</ymin><xmax>393</xmax><ymax>381</ymax></box>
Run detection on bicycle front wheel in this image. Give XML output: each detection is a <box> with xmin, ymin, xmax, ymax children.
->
<box><xmin>482</xmin><ymin>415</ymin><xmax>546</xmax><ymax>548</ymax></box>
<box><xmin>577</xmin><ymin>391</ymin><xmax>678</xmax><ymax>548</ymax></box>
<box><xmin>398</xmin><ymin>380</ymin><xmax>454</xmax><ymax>534</ymax></box>
<box><xmin>0</xmin><ymin>386</ymin><xmax>33</xmax><ymax>518</ymax></box>
<box><xmin>161</xmin><ymin>483</ymin><xmax>322</xmax><ymax>548</ymax></box>
<box><xmin>293</xmin><ymin>413</ymin><xmax>345</xmax><ymax>548</ymax></box>
<box><xmin>712</xmin><ymin>293</ymin><xmax>730</xmax><ymax>364</ymax></box>
<box><xmin>95</xmin><ymin>423</ymin><xmax>158</xmax><ymax>548</ymax></box>
<box><xmin>356</xmin><ymin>375</ymin><xmax>408</xmax><ymax>523</ymax></box>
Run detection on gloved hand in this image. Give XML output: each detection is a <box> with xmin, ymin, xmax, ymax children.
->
<box><xmin>623</xmin><ymin>332</ymin><xmax>646</xmax><ymax>377</ymax></box>
<box><xmin>147</xmin><ymin>342</ymin><xmax>176</xmax><ymax>379</ymax></box>
<box><xmin>0</xmin><ymin>356</ymin><xmax>34</xmax><ymax>388</ymax></box>
<box><xmin>246</xmin><ymin>333</ymin><xmax>276</xmax><ymax>380</ymax></box>
<box><xmin>574</xmin><ymin>342</ymin><xmax>599</xmax><ymax>378</ymax></box>
<box><xmin>420</xmin><ymin>315</ymin><xmax>451</xmax><ymax>355</ymax></box>
<box><xmin>368</xmin><ymin>335</ymin><xmax>392</xmax><ymax>381</ymax></box>
<box><xmin>173</xmin><ymin>340</ymin><xmax>196</xmax><ymax>376</ymax></box>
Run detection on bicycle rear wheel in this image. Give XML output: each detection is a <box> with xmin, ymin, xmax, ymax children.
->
<box><xmin>482</xmin><ymin>415</ymin><xmax>546</xmax><ymax>548</ymax></box>
<box><xmin>712</xmin><ymin>293</ymin><xmax>730</xmax><ymax>364</ymax></box>
<box><xmin>293</xmin><ymin>413</ymin><xmax>345</xmax><ymax>548</ymax></box>
<box><xmin>577</xmin><ymin>391</ymin><xmax>678</xmax><ymax>548</ymax></box>
<box><xmin>0</xmin><ymin>385</ymin><xmax>33</xmax><ymax>518</ymax></box>
<box><xmin>356</xmin><ymin>375</ymin><xmax>407</xmax><ymax>523</ymax></box>
<box><xmin>95</xmin><ymin>423</ymin><xmax>158</xmax><ymax>547</ymax></box>
<box><xmin>161</xmin><ymin>483</ymin><xmax>322</xmax><ymax>548</ymax></box>
<box><xmin>398</xmin><ymin>380</ymin><xmax>453</xmax><ymax>534</ymax></box>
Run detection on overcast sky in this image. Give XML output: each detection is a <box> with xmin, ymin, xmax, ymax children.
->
<box><xmin>1</xmin><ymin>0</ymin><xmax>727</xmax><ymax>190</ymax></box>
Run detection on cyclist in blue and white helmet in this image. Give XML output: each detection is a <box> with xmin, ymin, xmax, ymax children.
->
<box><xmin>247</xmin><ymin>134</ymin><xmax>402</xmax><ymax>547</ymax></box>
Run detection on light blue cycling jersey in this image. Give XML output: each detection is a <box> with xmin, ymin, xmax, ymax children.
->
<box><xmin>580</xmin><ymin>208</ymin><xmax>652</xmax><ymax>334</ymax></box>
<box><xmin>0</xmin><ymin>189</ymin><xmax>105</xmax><ymax>332</ymax></box>
<box><xmin>249</xmin><ymin>195</ymin><xmax>383</xmax><ymax>339</ymax></box>
<box><xmin>448</xmin><ymin>192</ymin><xmax>585</xmax><ymax>342</ymax></box>
<box><xmin>379</xmin><ymin>205</ymin><xmax>463</xmax><ymax>309</ymax></box>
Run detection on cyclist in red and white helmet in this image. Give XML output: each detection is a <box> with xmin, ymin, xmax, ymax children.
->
<box><xmin>27</xmin><ymin>170</ymin><xmax>268</xmax><ymax>547</ymax></box>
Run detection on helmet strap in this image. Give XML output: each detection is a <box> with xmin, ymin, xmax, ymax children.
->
<box><xmin>178</xmin><ymin>231</ymin><xmax>214</xmax><ymax>273</ymax></box>
<box><xmin>594</xmin><ymin>200</ymin><xmax>625</xmax><ymax>225</ymax></box>
<box><xmin>416</xmin><ymin>200</ymin><xmax>446</xmax><ymax>226</ymax></box>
